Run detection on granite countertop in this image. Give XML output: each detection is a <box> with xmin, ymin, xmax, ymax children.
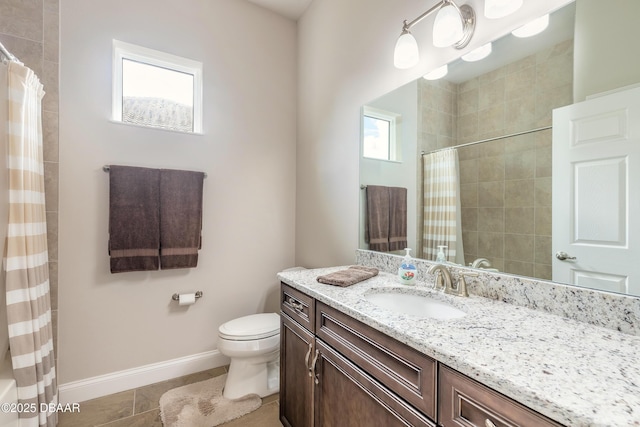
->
<box><xmin>278</xmin><ymin>266</ymin><xmax>640</xmax><ymax>427</ymax></box>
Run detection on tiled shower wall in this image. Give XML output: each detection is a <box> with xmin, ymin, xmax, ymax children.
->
<box><xmin>0</xmin><ymin>0</ymin><xmax>59</xmax><ymax>357</ymax></box>
<box><xmin>418</xmin><ymin>39</ymin><xmax>574</xmax><ymax>279</ymax></box>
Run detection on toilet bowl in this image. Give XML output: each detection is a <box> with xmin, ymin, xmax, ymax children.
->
<box><xmin>218</xmin><ymin>312</ymin><xmax>280</xmax><ymax>399</ymax></box>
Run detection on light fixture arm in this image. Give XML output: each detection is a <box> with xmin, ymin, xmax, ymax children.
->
<box><xmin>403</xmin><ymin>0</ymin><xmax>446</xmax><ymax>32</ymax></box>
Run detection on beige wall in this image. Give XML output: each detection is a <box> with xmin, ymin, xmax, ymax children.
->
<box><xmin>0</xmin><ymin>0</ymin><xmax>59</xmax><ymax>360</ymax></box>
<box><xmin>574</xmin><ymin>0</ymin><xmax>640</xmax><ymax>101</ymax></box>
<box><xmin>295</xmin><ymin>0</ymin><xmax>573</xmax><ymax>268</ymax></box>
<box><xmin>58</xmin><ymin>0</ymin><xmax>296</xmax><ymax>383</ymax></box>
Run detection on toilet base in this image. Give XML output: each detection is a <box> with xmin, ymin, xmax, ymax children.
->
<box><xmin>223</xmin><ymin>350</ymin><xmax>280</xmax><ymax>399</ymax></box>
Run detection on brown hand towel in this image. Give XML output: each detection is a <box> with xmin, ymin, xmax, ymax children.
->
<box><xmin>159</xmin><ymin>169</ymin><xmax>205</xmax><ymax>269</ymax></box>
<box><xmin>316</xmin><ymin>266</ymin><xmax>379</xmax><ymax>287</ymax></box>
<box><xmin>366</xmin><ymin>186</ymin><xmax>390</xmax><ymax>252</ymax></box>
<box><xmin>388</xmin><ymin>186</ymin><xmax>408</xmax><ymax>251</ymax></box>
<box><xmin>109</xmin><ymin>165</ymin><xmax>160</xmax><ymax>273</ymax></box>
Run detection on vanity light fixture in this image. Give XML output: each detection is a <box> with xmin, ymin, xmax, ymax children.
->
<box><xmin>393</xmin><ymin>0</ymin><xmax>476</xmax><ymax>69</ymax></box>
<box><xmin>484</xmin><ymin>0</ymin><xmax>523</xmax><ymax>19</ymax></box>
<box><xmin>512</xmin><ymin>14</ymin><xmax>550</xmax><ymax>38</ymax></box>
<box><xmin>461</xmin><ymin>42</ymin><xmax>492</xmax><ymax>62</ymax></box>
<box><xmin>423</xmin><ymin>64</ymin><xmax>448</xmax><ymax>80</ymax></box>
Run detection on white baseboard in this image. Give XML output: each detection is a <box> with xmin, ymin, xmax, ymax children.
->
<box><xmin>58</xmin><ymin>350</ymin><xmax>229</xmax><ymax>404</ymax></box>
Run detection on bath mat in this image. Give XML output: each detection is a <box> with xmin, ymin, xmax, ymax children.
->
<box><xmin>159</xmin><ymin>374</ymin><xmax>262</xmax><ymax>427</ymax></box>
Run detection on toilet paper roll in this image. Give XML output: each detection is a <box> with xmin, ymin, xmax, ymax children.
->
<box><xmin>178</xmin><ymin>293</ymin><xmax>196</xmax><ymax>306</ymax></box>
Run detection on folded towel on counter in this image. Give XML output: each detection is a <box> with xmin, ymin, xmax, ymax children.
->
<box><xmin>316</xmin><ymin>266</ymin><xmax>379</xmax><ymax>287</ymax></box>
<box><xmin>159</xmin><ymin>169</ymin><xmax>205</xmax><ymax>269</ymax></box>
<box><xmin>108</xmin><ymin>165</ymin><xmax>161</xmax><ymax>273</ymax></box>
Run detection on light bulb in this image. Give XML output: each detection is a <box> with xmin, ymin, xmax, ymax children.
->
<box><xmin>461</xmin><ymin>43</ymin><xmax>492</xmax><ymax>62</ymax></box>
<box><xmin>512</xmin><ymin>14</ymin><xmax>549</xmax><ymax>38</ymax></box>
<box><xmin>394</xmin><ymin>30</ymin><xmax>419</xmax><ymax>69</ymax></box>
<box><xmin>423</xmin><ymin>64</ymin><xmax>448</xmax><ymax>80</ymax></box>
<box><xmin>484</xmin><ymin>0</ymin><xmax>523</xmax><ymax>19</ymax></box>
<box><xmin>433</xmin><ymin>4</ymin><xmax>463</xmax><ymax>48</ymax></box>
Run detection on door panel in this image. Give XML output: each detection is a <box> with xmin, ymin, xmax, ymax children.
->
<box><xmin>553</xmin><ymin>86</ymin><xmax>640</xmax><ymax>295</ymax></box>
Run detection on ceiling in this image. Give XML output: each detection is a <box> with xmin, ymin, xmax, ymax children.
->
<box><xmin>246</xmin><ymin>0</ymin><xmax>312</xmax><ymax>20</ymax></box>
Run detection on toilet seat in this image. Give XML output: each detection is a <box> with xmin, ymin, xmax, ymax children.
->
<box><xmin>219</xmin><ymin>313</ymin><xmax>280</xmax><ymax>341</ymax></box>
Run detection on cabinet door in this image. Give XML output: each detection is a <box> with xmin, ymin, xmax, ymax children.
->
<box><xmin>313</xmin><ymin>340</ymin><xmax>435</xmax><ymax>427</ymax></box>
<box><xmin>438</xmin><ymin>365</ymin><xmax>563</xmax><ymax>427</ymax></box>
<box><xmin>280</xmin><ymin>313</ymin><xmax>315</xmax><ymax>427</ymax></box>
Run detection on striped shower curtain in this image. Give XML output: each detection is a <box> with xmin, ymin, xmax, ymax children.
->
<box><xmin>3</xmin><ymin>61</ymin><xmax>57</xmax><ymax>426</ymax></box>
<box><xmin>422</xmin><ymin>149</ymin><xmax>465</xmax><ymax>265</ymax></box>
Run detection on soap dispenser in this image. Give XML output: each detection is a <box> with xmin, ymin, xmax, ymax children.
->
<box><xmin>398</xmin><ymin>248</ymin><xmax>417</xmax><ymax>285</ymax></box>
<box><xmin>436</xmin><ymin>245</ymin><xmax>448</xmax><ymax>263</ymax></box>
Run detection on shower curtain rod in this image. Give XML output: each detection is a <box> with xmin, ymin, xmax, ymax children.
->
<box><xmin>422</xmin><ymin>125</ymin><xmax>552</xmax><ymax>156</ymax></box>
<box><xmin>0</xmin><ymin>42</ymin><xmax>18</xmax><ymax>62</ymax></box>
<box><xmin>102</xmin><ymin>165</ymin><xmax>207</xmax><ymax>178</ymax></box>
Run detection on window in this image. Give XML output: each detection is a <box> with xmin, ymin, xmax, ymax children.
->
<box><xmin>362</xmin><ymin>106</ymin><xmax>401</xmax><ymax>161</ymax></box>
<box><xmin>112</xmin><ymin>40</ymin><xmax>203</xmax><ymax>133</ymax></box>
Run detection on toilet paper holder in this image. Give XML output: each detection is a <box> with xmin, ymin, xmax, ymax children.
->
<box><xmin>172</xmin><ymin>291</ymin><xmax>203</xmax><ymax>301</ymax></box>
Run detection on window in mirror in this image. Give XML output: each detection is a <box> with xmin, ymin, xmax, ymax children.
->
<box><xmin>112</xmin><ymin>40</ymin><xmax>203</xmax><ymax>133</ymax></box>
<box><xmin>362</xmin><ymin>106</ymin><xmax>401</xmax><ymax>161</ymax></box>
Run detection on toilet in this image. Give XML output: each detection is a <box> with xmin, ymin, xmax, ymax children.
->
<box><xmin>217</xmin><ymin>312</ymin><xmax>280</xmax><ymax>399</ymax></box>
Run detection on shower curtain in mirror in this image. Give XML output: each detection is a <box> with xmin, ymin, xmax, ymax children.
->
<box><xmin>422</xmin><ymin>149</ymin><xmax>465</xmax><ymax>265</ymax></box>
<box><xmin>2</xmin><ymin>61</ymin><xmax>57</xmax><ymax>427</ymax></box>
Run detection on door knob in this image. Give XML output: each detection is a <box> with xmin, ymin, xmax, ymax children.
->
<box><xmin>556</xmin><ymin>251</ymin><xmax>577</xmax><ymax>261</ymax></box>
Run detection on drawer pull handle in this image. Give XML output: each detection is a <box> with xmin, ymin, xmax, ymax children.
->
<box><xmin>288</xmin><ymin>297</ymin><xmax>304</xmax><ymax>313</ymax></box>
<box><xmin>485</xmin><ymin>419</ymin><xmax>497</xmax><ymax>427</ymax></box>
<box><xmin>310</xmin><ymin>349</ymin><xmax>320</xmax><ymax>384</ymax></box>
<box><xmin>304</xmin><ymin>342</ymin><xmax>313</xmax><ymax>371</ymax></box>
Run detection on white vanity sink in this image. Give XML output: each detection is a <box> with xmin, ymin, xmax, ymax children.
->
<box><xmin>365</xmin><ymin>291</ymin><xmax>467</xmax><ymax>320</ymax></box>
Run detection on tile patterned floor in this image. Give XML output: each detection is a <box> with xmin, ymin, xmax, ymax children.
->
<box><xmin>57</xmin><ymin>367</ymin><xmax>282</xmax><ymax>427</ymax></box>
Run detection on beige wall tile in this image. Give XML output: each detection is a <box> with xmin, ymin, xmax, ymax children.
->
<box><xmin>478</xmin><ymin>207</ymin><xmax>504</xmax><ymax>233</ymax></box>
<box><xmin>504</xmin><ymin>259</ymin><xmax>534</xmax><ymax>277</ymax></box>
<box><xmin>462</xmin><ymin>230</ymin><xmax>478</xmax><ymax>255</ymax></box>
<box><xmin>534</xmin><ymin>177</ymin><xmax>552</xmax><ymax>207</ymax></box>
<box><xmin>505</xmin><ymin>93</ymin><xmax>536</xmax><ymax>133</ymax></box>
<box><xmin>461</xmin><ymin>207</ymin><xmax>478</xmax><ymax>232</ymax></box>
<box><xmin>534</xmin><ymin>263</ymin><xmax>552</xmax><ymax>280</ymax></box>
<box><xmin>42</xmin><ymin>59</ymin><xmax>59</xmax><ymax>113</ymax></box>
<box><xmin>504</xmin><ymin>233</ymin><xmax>534</xmax><ymax>262</ymax></box>
<box><xmin>460</xmin><ymin>183</ymin><xmax>478</xmax><ymax>207</ymax></box>
<box><xmin>0</xmin><ymin>0</ymin><xmax>43</xmax><ymax>41</ymax></box>
<box><xmin>504</xmin><ymin>179</ymin><xmax>534</xmax><ymax>207</ymax></box>
<box><xmin>505</xmin><ymin>150</ymin><xmax>535</xmax><ymax>180</ymax></box>
<box><xmin>478</xmin><ymin>78</ymin><xmax>505</xmax><ymax>111</ymax></box>
<box><xmin>459</xmin><ymin>158</ymin><xmax>478</xmax><ymax>184</ymax></box>
<box><xmin>477</xmin><ymin>104</ymin><xmax>505</xmax><ymax>136</ymax></box>
<box><xmin>43</xmin><ymin>111</ymin><xmax>59</xmax><ymax>161</ymax></box>
<box><xmin>477</xmin><ymin>232</ymin><xmax>503</xmax><ymax>258</ymax></box>
<box><xmin>478</xmin><ymin>181</ymin><xmax>504</xmax><ymax>207</ymax></box>
<box><xmin>44</xmin><ymin>161</ymin><xmax>59</xmax><ymax>212</ymax></box>
<box><xmin>535</xmin><ymin>206</ymin><xmax>552</xmax><ymax>236</ymax></box>
<box><xmin>505</xmin><ymin>66</ymin><xmax>536</xmax><ymax>101</ymax></box>
<box><xmin>535</xmin><ymin>235</ymin><xmax>552</xmax><ymax>264</ymax></box>
<box><xmin>505</xmin><ymin>207</ymin><xmax>534</xmax><ymax>234</ymax></box>
<box><xmin>46</xmin><ymin>211</ymin><xmax>58</xmax><ymax>261</ymax></box>
<box><xmin>457</xmin><ymin>87</ymin><xmax>478</xmax><ymax>117</ymax></box>
<box><xmin>478</xmin><ymin>154</ymin><xmax>505</xmax><ymax>182</ymax></box>
<box><xmin>48</xmin><ymin>261</ymin><xmax>57</xmax><ymax>310</ymax></box>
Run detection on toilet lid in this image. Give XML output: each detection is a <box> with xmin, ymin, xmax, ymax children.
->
<box><xmin>218</xmin><ymin>313</ymin><xmax>280</xmax><ymax>340</ymax></box>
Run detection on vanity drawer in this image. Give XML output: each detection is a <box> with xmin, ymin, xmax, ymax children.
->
<box><xmin>315</xmin><ymin>301</ymin><xmax>437</xmax><ymax>420</ymax></box>
<box><xmin>281</xmin><ymin>283</ymin><xmax>315</xmax><ymax>333</ymax></box>
<box><xmin>438</xmin><ymin>365</ymin><xmax>563</xmax><ymax>427</ymax></box>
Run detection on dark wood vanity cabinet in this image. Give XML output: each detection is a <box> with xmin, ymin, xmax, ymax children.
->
<box><xmin>438</xmin><ymin>365</ymin><xmax>562</xmax><ymax>427</ymax></box>
<box><xmin>280</xmin><ymin>285</ymin><xmax>315</xmax><ymax>427</ymax></box>
<box><xmin>280</xmin><ymin>283</ymin><xmax>563</xmax><ymax>427</ymax></box>
<box><xmin>280</xmin><ymin>283</ymin><xmax>436</xmax><ymax>427</ymax></box>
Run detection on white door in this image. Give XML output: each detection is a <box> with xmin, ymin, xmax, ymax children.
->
<box><xmin>552</xmin><ymin>86</ymin><xmax>640</xmax><ymax>296</ymax></box>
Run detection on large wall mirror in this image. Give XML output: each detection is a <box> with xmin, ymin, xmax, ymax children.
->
<box><xmin>359</xmin><ymin>0</ymin><xmax>640</xmax><ymax>296</ymax></box>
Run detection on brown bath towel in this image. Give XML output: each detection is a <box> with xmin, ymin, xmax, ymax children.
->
<box><xmin>159</xmin><ymin>169</ymin><xmax>205</xmax><ymax>269</ymax></box>
<box><xmin>317</xmin><ymin>266</ymin><xmax>379</xmax><ymax>287</ymax></box>
<box><xmin>109</xmin><ymin>165</ymin><xmax>160</xmax><ymax>273</ymax></box>
<box><xmin>365</xmin><ymin>185</ymin><xmax>407</xmax><ymax>252</ymax></box>
<box><xmin>366</xmin><ymin>186</ymin><xmax>390</xmax><ymax>252</ymax></box>
<box><xmin>388</xmin><ymin>186</ymin><xmax>408</xmax><ymax>251</ymax></box>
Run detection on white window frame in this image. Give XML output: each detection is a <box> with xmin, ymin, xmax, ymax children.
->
<box><xmin>112</xmin><ymin>39</ymin><xmax>203</xmax><ymax>133</ymax></box>
<box><xmin>362</xmin><ymin>106</ymin><xmax>402</xmax><ymax>162</ymax></box>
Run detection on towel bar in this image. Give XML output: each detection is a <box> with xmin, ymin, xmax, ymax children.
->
<box><xmin>172</xmin><ymin>291</ymin><xmax>203</xmax><ymax>301</ymax></box>
<box><xmin>103</xmin><ymin>165</ymin><xmax>207</xmax><ymax>178</ymax></box>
